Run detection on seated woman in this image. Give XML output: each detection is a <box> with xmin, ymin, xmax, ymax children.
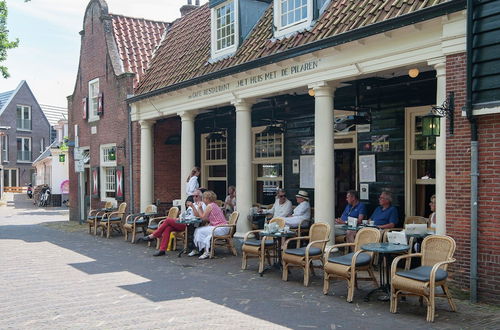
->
<box><xmin>138</xmin><ymin>191</ymin><xmax>206</xmax><ymax>256</ymax></box>
<box><xmin>429</xmin><ymin>194</ymin><xmax>436</xmax><ymax>230</ymax></box>
<box><xmin>284</xmin><ymin>190</ymin><xmax>311</xmax><ymax>228</ymax></box>
<box><xmin>190</xmin><ymin>190</ymin><xmax>229</xmax><ymax>259</ymax></box>
<box><xmin>223</xmin><ymin>185</ymin><xmax>236</xmax><ymax>219</ymax></box>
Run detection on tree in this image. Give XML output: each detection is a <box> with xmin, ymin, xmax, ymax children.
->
<box><xmin>0</xmin><ymin>0</ymin><xmax>30</xmax><ymax>78</ymax></box>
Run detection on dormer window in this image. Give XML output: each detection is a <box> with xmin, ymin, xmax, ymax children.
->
<box><xmin>211</xmin><ymin>0</ymin><xmax>239</xmax><ymax>59</ymax></box>
<box><xmin>274</xmin><ymin>0</ymin><xmax>314</xmax><ymax>38</ymax></box>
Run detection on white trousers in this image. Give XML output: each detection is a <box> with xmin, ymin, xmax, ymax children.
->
<box><xmin>285</xmin><ymin>216</ymin><xmax>307</xmax><ymax>228</ymax></box>
<box><xmin>193</xmin><ymin>225</ymin><xmax>230</xmax><ymax>252</ymax></box>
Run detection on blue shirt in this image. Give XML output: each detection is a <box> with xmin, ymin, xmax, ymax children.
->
<box><xmin>340</xmin><ymin>202</ymin><xmax>367</xmax><ymax>222</ymax></box>
<box><xmin>370</xmin><ymin>206</ymin><xmax>399</xmax><ymax>226</ymax></box>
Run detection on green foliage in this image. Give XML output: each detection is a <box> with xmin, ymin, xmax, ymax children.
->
<box><xmin>0</xmin><ymin>0</ymin><xmax>19</xmax><ymax>78</ymax></box>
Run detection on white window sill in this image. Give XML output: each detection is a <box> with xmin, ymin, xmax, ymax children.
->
<box><xmin>88</xmin><ymin>117</ymin><xmax>100</xmax><ymax>123</ymax></box>
<box><xmin>16</xmin><ymin>129</ymin><xmax>32</xmax><ymax>132</ymax></box>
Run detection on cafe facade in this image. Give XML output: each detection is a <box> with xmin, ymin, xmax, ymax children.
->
<box><xmin>125</xmin><ymin>1</ymin><xmax>493</xmax><ymax>299</ymax></box>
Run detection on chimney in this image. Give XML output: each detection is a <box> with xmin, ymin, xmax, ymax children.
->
<box><xmin>180</xmin><ymin>0</ymin><xmax>199</xmax><ymax>17</ymax></box>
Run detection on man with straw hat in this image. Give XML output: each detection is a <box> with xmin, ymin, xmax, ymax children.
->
<box><xmin>284</xmin><ymin>190</ymin><xmax>311</xmax><ymax>228</ymax></box>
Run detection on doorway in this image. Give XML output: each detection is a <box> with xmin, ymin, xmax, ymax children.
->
<box><xmin>335</xmin><ymin>149</ymin><xmax>356</xmax><ymax>216</ymax></box>
<box><xmin>3</xmin><ymin>168</ymin><xmax>18</xmax><ymax>187</ymax></box>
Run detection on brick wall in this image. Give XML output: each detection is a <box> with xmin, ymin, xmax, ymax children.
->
<box><xmin>153</xmin><ymin>118</ymin><xmax>181</xmax><ymax>204</ymax></box>
<box><xmin>68</xmin><ymin>1</ymin><xmax>134</xmax><ymax>221</ymax></box>
<box><xmin>446</xmin><ymin>52</ymin><xmax>500</xmax><ymax>303</ymax></box>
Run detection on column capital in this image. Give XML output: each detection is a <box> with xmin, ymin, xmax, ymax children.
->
<box><xmin>427</xmin><ymin>57</ymin><xmax>446</xmax><ymax>76</ymax></box>
<box><xmin>177</xmin><ymin>110</ymin><xmax>198</xmax><ymax>121</ymax></box>
<box><xmin>308</xmin><ymin>81</ymin><xmax>339</xmax><ymax>97</ymax></box>
<box><xmin>231</xmin><ymin>98</ymin><xmax>254</xmax><ymax>111</ymax></box>
<box><xmin>139</xmin><ymin>119</ymin><xmax>154</xmax><ymax>129</ymax></box>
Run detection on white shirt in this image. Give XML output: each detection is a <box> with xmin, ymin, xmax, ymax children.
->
<box><xmin>186</xmin><ymin>176</ymin><xmax>199</xmax><ymax>196</ymax></box>
<box><xmin>265</xmin><ymin>198</ymin><xmax>293</xmax><ymax>218</ymax></box>
<box><xmin>292</xmin><ymin>201</ymin><xmax>311</xmax><ymax>220</ymax></box>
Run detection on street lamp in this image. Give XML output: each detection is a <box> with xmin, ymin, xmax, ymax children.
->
<box><xmin>422</xmin><ymin>92</ymin><xmax>455</xmax><ymax>137</ymax></box>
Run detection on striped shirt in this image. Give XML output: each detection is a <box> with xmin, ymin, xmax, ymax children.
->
<box><xmin>208</xmin><ymin>202</ymin><xmax>227</xmax><ymax>227</ymax></box>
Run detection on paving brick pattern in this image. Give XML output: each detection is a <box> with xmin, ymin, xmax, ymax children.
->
<box><xmin>1</xmin><ymin>194</ymin><xmax>499</xmax><ymax>329</ymax></box>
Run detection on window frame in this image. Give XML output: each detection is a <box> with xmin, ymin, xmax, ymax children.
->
<box><xmin>210</xmin><ymin>0</ymin><xmax>239</xmax><ymax>60</ymax></box>
<box><xmin>252</xmin><ymin>126</ymin><xmax>284</xmax><ymax>204</ymax></box>
<box><xmin>1</xmin><ymin>134</ymin><xmax>8</xmax><ymax>162</ymax></box>
<box><xmin>99</xmin><ymin>143</ymin><xmax>117</xmax><ymax>202</ymax></box>
<box><xmin>88</xmin><ymin>78</ymin><xmax>100</xmax><ymax>122</ymax></box>
<box><xmin>16</xmin><ymin>105</ymin><xmax>32</xmax><ymax>131</ymax></box>
<box><xmin>16</xmin><ymin>136</ymin><xmax>31</xmax><ymax>162</ymax></box>
<box><xmin>201</xmin><ymin>133</ymin><xmax>228</xmax><ymax>196</ymax></box>
<box><xmin>273</xmin><ymin>0</ymin><xmax>313</xmax><ymax>39</ymax></box>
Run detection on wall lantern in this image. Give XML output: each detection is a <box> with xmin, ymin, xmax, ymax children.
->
<box><xmin>422</xmin><ymin>92</ymin><xmax>455</xmax><ymax>137</ymax></box>
<box><xmin>408</xmin><ymin>68</ymin><xmax>420</xmax><ymax>78</ymax></box>
<box><xmin>108</xmin><ymin>147</ymin><xmax>116</xmax><ymax>161</ymax></box>
<box><xmin>59</xmin><ymin>154</ymin><xmax>66</xmax><ymax>162</ymax></box>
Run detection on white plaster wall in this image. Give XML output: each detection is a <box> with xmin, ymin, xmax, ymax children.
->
<box><xmin>50</xmin><ymin>151</ymin><xmax>69</xmax><ymax>194</ymax></box>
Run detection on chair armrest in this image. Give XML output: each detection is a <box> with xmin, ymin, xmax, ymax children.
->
<box><xmin>430</xmin><ymin>258</ymin><xmax>456</xmax><ymax>283</ymax></box>
<box><xmin>211</xmin><ymin>224</ymin><xmax>236</xmax><ymax>234</ymax></box>
<box><xmin>107</xmin><ymin>211</ymin><xmax>123</xmax><ymax>220</ymax></box>
<box><xmin>382</xmin><ymin>228</ymin><xmax>404</xmax><ymax>242</ymax></box>
<box><xmin>149</xmin><ymin>216</ymin><xmax>166</xmax><ymax>225</ymax></box>
<box><xmin>283</xmin><ymin>236</ymin><xmax>310</xmax><ymax>250</ymax></box>
<box><xmin>305</xmin><ymin>239</ymin><xmax>329</xmax><ymax>258</ymax></box>
<box><xmin>325</xmin><ymin>243</ymin><xmax>355</xmax><ymax>260</ymax></box>
<box><xmin>390</xmin><ymin>253</ymin><xmax>422</xmax><ymax>278</ymax></box>
<box><xmin>243</xmin><ymin>230</ymin><xmax>262</xmax><ymax>241</ymax></box>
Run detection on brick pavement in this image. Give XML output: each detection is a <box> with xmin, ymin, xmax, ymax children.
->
<box><xmin>1</xmin><ymin>193</ymin><xmax>499</xmax><ymax>329</ymax></box>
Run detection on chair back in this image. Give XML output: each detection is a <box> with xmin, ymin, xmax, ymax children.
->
<box><xmin>144</xmin><ymin>204</ymin><xmax>157</xmax><ymax>213</ymax></box>
<box><xmin>167</xmin><ymin>206</ymin><xmax>180</xmax><ymax>219</ymax></box>
<box><xmin>269</xmin><ymin>217</ymin><xmax>285</xmax><ymax>228</ymax></box>
<box><xmin>104</xmin><ymin>201</ymin><xmax>113</xmax><ymax>209</ymax></box>
<box><xmin>405</xmin><ymin>216</ymin><xmax>428</xmax><ymax>225</ymax></box>
<box><xmin>354</xmin><ymin>227</ymin><xmax>381</xmax><ymax>251</ymax></box>
<box><xmin>215</xmin><ymin>200</ymin><xmax>224</xmax><ymax>207</ymax></box>
<box><xmin>421</xmin><ymin>235</ymin><xmax>456</xmax><ymax>270</ymax></box>
<box><xmin>309</xmin><ymin>222</ymin><xmax>330</xmax><ymax>249</ymax></box>
<box><xmin>227</xmin><ymin>211</ymin><xmax>239</xmax><ymax>236</ymax></box>
<box><xmin>116</xmin><ymin>202</ymin><xmax>127</xmax><ymax>218</ymax></box>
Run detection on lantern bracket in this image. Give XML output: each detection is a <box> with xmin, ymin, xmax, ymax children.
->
<box><xmin>431</xmin><ymin>91</ymin><xmax>454</xmax><ymax>135</ymax></box>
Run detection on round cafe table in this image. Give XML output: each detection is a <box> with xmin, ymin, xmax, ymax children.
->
<box><xmin>361</xmin><ymin>242</ymin><xmax>410</xmax><ymax>301</ymax></box>
<box><xmin>258</xmin><ymin>230</ymin><xmax>296</xmax><ymax>276</ymax></box>
<box><xmin>175</xmin><ymin>218</ymin><xmax>202</xmax><ymax>257</ymax></box>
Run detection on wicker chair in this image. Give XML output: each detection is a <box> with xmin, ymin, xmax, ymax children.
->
<box><xmin>149</xmin><ymin>206</ymin><xmax>180</xmax><ymax>249</ymax></box>
<box><xmin>323</xmin><ymin>227</ymin><xmax>381</xmax><ymax>302</ymax></box>
<box><xmin>123</xmin><ymin>204</ymin><xmax>156</xmax><ymax>243</ymax></box>
<box><xmin>87</xmin><ymin>201</ymin><xmax>113</xmax><ymax>235</ymax></box>
<box><xmin>241</xmin><ymin>217</ymin><xmax>285</xmax><ymax>274</ymax></box>
<box><xmin>282</xmin><ymin>222</ymin><xmax>330</xmax><ymax>286</ymax></box>
<box><xmin>405</xmin><ymin>216</ymin><xmax>428</xmax><ymax>225</ymax></box>
<box><xmin>390</xmin><ymin>235</ymin><xmax>457</xmax><ymax>322</ymax></box>
<box><xmin>209</xmin><ymin>211</ymin><xmax>239</xmax><ymax>258</ymax></box>
<box><xmin>97</xmin><ymin>202</ymin><xmax>127</xmax><ymax>238</ymax></box>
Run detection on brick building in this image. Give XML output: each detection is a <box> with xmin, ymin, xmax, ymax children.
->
<box><xmin>67</xmin><ymin>0</ymin><xmax>169</xmax><ymax>221</ymax></box>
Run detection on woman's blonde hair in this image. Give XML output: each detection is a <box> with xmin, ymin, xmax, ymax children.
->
<box><xmin>203</xmin><ymin>190</ymin><xmax>217</xmax><ymax>203</ymax></box>
<box><xmin>186</xmin><ymin>166</ymin><xmax>200</xmax><ymax>182</ymax></box>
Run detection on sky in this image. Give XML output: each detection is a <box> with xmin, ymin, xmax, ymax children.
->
<box><xmin>0</xmin><ymin>0</ymin><xmax>208</xmax><ymax>108</ymax></box>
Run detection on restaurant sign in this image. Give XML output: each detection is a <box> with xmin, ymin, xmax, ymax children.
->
<box><xmin>188</xmin><ymin>60</ymin><xmax>320</xmax><ymax>100</ymax></box>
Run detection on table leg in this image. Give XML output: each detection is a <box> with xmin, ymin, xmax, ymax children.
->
<box><xmin>364</xmin><ymin>253</ymin><xmax>389</xmax><ymax>302</ymax></box>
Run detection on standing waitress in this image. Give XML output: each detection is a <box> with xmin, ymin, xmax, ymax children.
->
<box><xmin>186</xmin><ymin>166</ymin><xmax>201</xmax><ymax>198</ymax></box>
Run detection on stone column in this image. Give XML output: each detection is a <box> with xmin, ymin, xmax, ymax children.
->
<box><xmin>232</xmin><ymin>99</ymin><xmax>253</xmax><ymax>237</ymax></box>
<box><xmin>139</xmin><ymin>120</ymin><xmax>154</xmax><ymax>211</ymax></box>
<box><xmin>429</xmin><ymin>58</ymin><xmax>447</xmax><ymax>235</ymax></box>
<box><xmin>179</xmin><ymin>111</ymin><xmax>196</xmax><ymax>206</ymax></box>
<box><xmin>310</xmin><ymin>82</ymin><xmax>336</xmax><ymax>242</ymax></box>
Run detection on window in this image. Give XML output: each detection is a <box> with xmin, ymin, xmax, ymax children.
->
<box><xmin>405</xmin><ymin>107</ymin><xmax>436</xmax><ymax>218</ymax></box>
<box><xmin>16</xmin><ymin>105</ymin><xmax>31</xmax><ymax>130</ymax></box>
<box><xmin>40</xmin><ymin>138</ymin><xmax>45</xmax><ymax>153</ymax></box>
<box><xmin>1</xmin><ymin>135</ymin><xmax>7</xmax><ymax>162</ymax></box>
<box><xmin>16</xmin><ymin>137</ymin><xmax>31</xmax><ymax>162</ymax></box>
<box><xmin>274</xmin><ymin>0</ymin><xmax>313</xmax><ymax>38</ymax></box>
<box><xmin>100</xmin><ymin>144</ymin><xmax>117</xmax><ymax>201</ymax></box>
<box><xmin>211</xmin><ymin>1</ymin><xmax>238</xmax><ymax>59</ymax></box>
<box><xmin>253</xmin><ymin>127</ymin><xmax>284</xmax><ymax>205</ymax></box>
<box><xmin>88</xmin><ymin>78</ymin><xmax>99</xmax><ymax>121</ymax></box>
<box><xmin>201</xmin><ymin>133</ymin><xmax>227</xmax><ymax>199</ymax></box>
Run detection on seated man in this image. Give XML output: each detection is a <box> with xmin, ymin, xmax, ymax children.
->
<box><xmin>369</xmin><ymin>191</ymin><xmax>399</xmax><ymax>229</ymax></box>
<box><xmin>335</xmin><ymin>190</ymin><xmax>366</xmax><ymax>242</ymax></box>
<box><xmin>261</xmin><ymin>189</ymin><xmax>293</xmax><ymax>218</ymax></box>
<box><xmin>284</xmin><ymin>190</ymin><xmax>311</xmax><ymax>228</ymax></box>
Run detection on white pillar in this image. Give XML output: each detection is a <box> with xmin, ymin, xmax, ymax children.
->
<box><xmin>310</xmin><ymin>82</ymin><xmax>336</xmax><ymax>242</ymax></box>
<box><xmin>179</xmin><ymin>111</ymin><xmax>196</xmax><ymax>206</ymax></box>
<box><xmin>139</xmin><ymin>120</ymin><xmax>154</xmax><ymax>211</ymax></box>
<box><xmin>430</xmin><ymin>58</ymin><xmax>447</xmax><ymax>235</ymax></box>
<box><xmin>233</xmin><ymin>98</ymin><xmax>253</xmax><ymax>237</ymax></box>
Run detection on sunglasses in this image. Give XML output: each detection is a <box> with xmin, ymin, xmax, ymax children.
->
<box><xmin>278</xmin><ymin>195</ymin><xmax>286</xmax><ymax>198</ymax></box>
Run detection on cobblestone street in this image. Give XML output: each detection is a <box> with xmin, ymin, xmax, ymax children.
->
<box><xmin>1</xmin><ymin>193</ymin><xmax>499</xmax><ymax>329</ymax></box>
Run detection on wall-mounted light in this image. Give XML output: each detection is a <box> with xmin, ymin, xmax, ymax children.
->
<box><xmin>422</xmin><ymin>92</ymin><xmax>455</xmax><ymax>137</ymax></box>
<box><xmin>308</xmin><ymin>89</ymin><xmax>315</xmax><ymax>97</ymax></box>
<box><xmin>408</xmin><ymin>68</ymin><xmax>420</xmax><ymax>78</ymax></box>
<box><xmin>59</xmin><ymin>154</ymin><xmax>66</xmax><ymax>162</ymax></box>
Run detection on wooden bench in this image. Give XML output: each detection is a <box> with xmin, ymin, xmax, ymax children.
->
<box><xmin>3</xmin><ymin>186</ymin><xmax>26</xmax><ymax>193</ymax></box>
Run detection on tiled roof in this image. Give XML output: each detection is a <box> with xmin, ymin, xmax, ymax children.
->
<box><xmin>110</xmin><ymin>14</ymin><xmax>169</xmax><ymax>88</ymax></box>
<box><xmin>136</xmin><ymin>0</ymin><xmax>454</xmax><ymax>95</ymax></box>
<box><xmin>0</xmin><ymin>90</ymin><xmax>14</xmax><ymax>114</ymax></box>
<box><xmin>40</xmin><ymin>104</ymin><xmax>67</xmax><ymax>126</ymax></box>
